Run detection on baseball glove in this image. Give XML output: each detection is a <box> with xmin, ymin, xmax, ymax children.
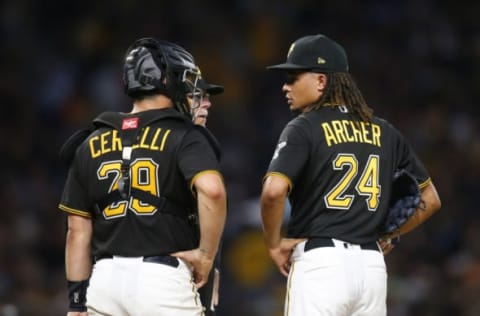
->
<box><xmin>381</xmin><ymin>169</ymin><xmax>424</xmax><ymax>235</ymax></box>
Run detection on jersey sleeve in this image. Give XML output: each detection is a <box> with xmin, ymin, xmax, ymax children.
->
<box><xmin>177</xmin><ymin>128</ymin><xmax>222</xmax><ymax>189</ymax></box>
<box><xmin>264</xmin><ymin>118</ymin><xmax>311</xmax><ymax>190</ymax></box>
<box><xmin>392</xmin><ymin>125</ymin><xmax>431</xmax><ymax>188</ymax></box>
<box><xmin>58</xmin><ymin>155</ymin><xmax>92</xmax><ymax>217</ymax></box>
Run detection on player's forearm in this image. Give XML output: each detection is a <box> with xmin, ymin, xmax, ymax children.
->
<box><xmin>261</xmin><ymin>175</ymin><xmax>290</xmax><ymax>249</ymax></box>
<box><xmin>198</xmin><ymin>208</ymin><xmax>226</xmax><ymax>260</ymax></box>
<box><xmin>261</xmin><ymin>192</ymin><xmax>287</xmax><ymax>249</ymax></box>
<box><xmin>65</xmin><ymin>215</ymin><xmax>93</xmax><ymax>280</ymax></box>
<box><xmin>196</xmin><ymin>183</ymin><xmax>227</xmax><ymax>259</ymax></box>
<box><xmin>398</xmin><ymin>182</ymin><xmax>441</xmax><ymax>236</ymax></box>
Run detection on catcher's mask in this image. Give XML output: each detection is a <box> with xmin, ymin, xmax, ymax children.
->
<box><xmin>123</xmin><ymin>37</ymin><xmax>202</xmax><ymax>117</ymax></box>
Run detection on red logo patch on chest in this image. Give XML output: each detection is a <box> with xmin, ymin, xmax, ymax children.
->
<box><xmin>122</xmin><ymin>117</ymin><xmax>139</xmax><ymax>130</ymax></box>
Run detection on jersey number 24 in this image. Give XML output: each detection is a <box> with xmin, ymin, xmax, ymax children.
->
<box><xmin>324</xmin><ymin>153</ymin><xmax>380</xmax><ymax>211</ymax></box>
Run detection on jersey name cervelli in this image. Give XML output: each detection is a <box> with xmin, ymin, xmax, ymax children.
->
<box><xmin>89</xmin><ymin>127</ymin><xmax>172</xmax><ymax>158</ymax></box>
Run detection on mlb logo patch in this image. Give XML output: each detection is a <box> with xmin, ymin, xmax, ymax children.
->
<box><xmin>122</xmin><ymin>117</ymin><xmax>139</xmax><ymax>130</ymax></box>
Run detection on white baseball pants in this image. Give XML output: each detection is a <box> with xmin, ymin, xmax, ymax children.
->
<box><xmin>86</xmin><ymin>256</ymin><xmax>204</xmax><ymax>316</ymax></box>
<box><xmin>285</xmin><ymin>239</ymin><xmax>387</xmax><ymax>316</ymax></box>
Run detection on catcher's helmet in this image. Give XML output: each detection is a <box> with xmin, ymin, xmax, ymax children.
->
<box><xmin>123</xmin><ymin>37</ymin><xmax>201</xmax><ymax>116</ymax></box>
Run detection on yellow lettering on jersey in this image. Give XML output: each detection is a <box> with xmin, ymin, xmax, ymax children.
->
<box><xmin>112</xmin><ymin>130</ymin><xmax>122</xmax><ymax>152</ymax></box>
<box><xmin>350</xmin><ymin>121</ymin><xmax>363</xmax><ymax>143</ymax></box>
<box><xmin>89</xmin><ymin>128</ymin><xmax>172</xmax><ymax>158</ymax></box>
<box><xmin>372</xmin><ymin>124</ymin><xmax>381</xmax><ymax>146</ymax></box>
<box><xmin>160</xmin><ymin>129</ymin><xmax>171</xmax><ymax>151</ymax></box>
<box><xmin>90</xmin><ymin>131</ymin><xmax>123</xmax><ymax>159</ymax></box>
<box><xmin>100</xmin><ymin>131</ymin><xmax>112</xmax><ymax>154</ymax></box>
<box><xmin>149</xmin><ymin>128</ymin><xmax>161</xmax><ymax>150</ymax></box>
<box><xmin>89</xmin><ymin>136</ymin><xmax>101</xmax><ymax>158</ymax></box>
<box><xmin>332</xmin><ymin>120</ymin><xmax>347</xmax><ymax>143</ymax></box>
<box><xmin>132</xmin><ymin>128</ymin><xmax>170</xmax><ymax>151</ymax></box>
<box><xmin>342</xmin><ymin>120</ymin><xmax>355</xmax><ymax>142</ymax></box>
<box><xmin>139</xmin><ymin>126</ymin><xmax>151</xmax><ymax>149</ymax></box>
<box><xmin>322</xmin><ymin>120</ymin><xmax>381</xmax><ymax>147</ymax></box>
<box><xmin>360</xmin><ymin>122</ymin><xmax>372</xmax><ymax>144</ymax></box>
<box><xmin>322</xmin><ymin>123</ymin><xmax>338</xmax><ymax>146</ymax></box>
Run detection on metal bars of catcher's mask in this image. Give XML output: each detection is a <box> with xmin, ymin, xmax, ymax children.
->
<box><xmin>182</xmin><ymin>68</ymin><xmax>204</xmax><ymax>119</ymax></box>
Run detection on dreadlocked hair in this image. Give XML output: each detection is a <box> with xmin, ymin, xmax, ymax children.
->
<box><xmin>305</xmin><ymin>72</ymin><xmax>373</xmax><ymax>123</ymax></box>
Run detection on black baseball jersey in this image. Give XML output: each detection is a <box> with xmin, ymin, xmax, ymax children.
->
<box><xmin>59</xmin><ymin>108</ymin><xmax>221</xmax><ymax>257</ymax></box>
<box><xmin>265</xmin><ymin>106</ymin><xmax>430</xmax><ymax>244</ymax></box>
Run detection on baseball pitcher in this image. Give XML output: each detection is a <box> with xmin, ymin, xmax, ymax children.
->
<box><xmin>261</xmin><ymin>34</ymin><xmax>441</xmax><ymax>316</ymax></box>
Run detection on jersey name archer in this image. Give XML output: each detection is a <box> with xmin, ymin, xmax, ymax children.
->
<box><xmin>59</xmin><ymin>108</ymin><xmax>221</xmax><ymax>257</ymax></box>
<box><xmin>321</xmin><ymin>119</ymin><xmax>381</xmax><ymax>147</ymax></box>
<box><xmin>265</xmin><ymin>106</ymin><xmax>430</xmax><ymax>244</ymax></box>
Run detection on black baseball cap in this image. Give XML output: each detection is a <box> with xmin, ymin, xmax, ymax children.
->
<box><xmin>267</xmin><ymin>34</ymin><xmax>349</xmax><ymax>73</ymax></box>
<box><xmin>197</xmin><ymin>78</ymin><xmax>224</xmax><ymax>95</ymax></box>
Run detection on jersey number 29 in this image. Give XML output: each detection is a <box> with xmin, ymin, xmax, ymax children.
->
<box><xmin>97</xmin><ymin>158</ymin><xmax>159</xmax><ymax>219</ymax></box>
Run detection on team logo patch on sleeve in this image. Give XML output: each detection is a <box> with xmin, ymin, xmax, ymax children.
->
<box><xmin>122</xmin><ymin>117</ymin><xmax>139</xmax><ymax>130</ymax></box>
<box><xmin>272</xmin><ymin>141</ymin><xmax>287</xmax><ymax>160</ymax></box>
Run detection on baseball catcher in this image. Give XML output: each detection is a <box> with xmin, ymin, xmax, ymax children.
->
<box><xmin>59</xmin><ymin>37</ymin><xmax>227</xmax><ymax>316</ymax></box>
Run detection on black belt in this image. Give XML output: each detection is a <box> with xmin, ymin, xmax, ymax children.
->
<box><xmin>305</xmin><ymin>237</ymin><xmax>379</xmax><ymax>252</ymax></box>
<box><xmin>95</xmin><ymin>255</ymin><xmax>179</xmax><ymax>268</ymax></box>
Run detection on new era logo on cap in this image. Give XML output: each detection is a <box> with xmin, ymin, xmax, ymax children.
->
<box><xmin>122</xmin><ymin>117</ymin><xmax>139</xmax><ymax>130</ymax></box>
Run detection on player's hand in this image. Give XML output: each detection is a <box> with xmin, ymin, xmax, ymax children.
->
<box><xmin>268</xmin><ymin>238</ymin><xmax>306</xmax><ymax>277</ymax></box>
<box><xmin>378</xmin><ymin>236</ymin><xmax>395</xmax><ymax>255</ymax></box>
<box><xmin>172</xmin><ymin>248</ymin><xmax>214</xmax><ymax>288</ymax></box>
<box><xmin>67</xmin><ymin>312</ymin><xmax>87</xmax><ymax>316</ymax></box>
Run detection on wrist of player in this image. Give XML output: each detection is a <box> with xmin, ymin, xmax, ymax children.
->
<box><xmin>262</xmin><ymin>232</ymin><xmax>282</xmax><ymax>250</ymax></box>
<box><xmin>268</xmin><ymin>245</ymin><xmax>283</xmax><ymax>258</ymax></box>
<box><xmin>67</xmin><ymin>279</ymin><xmax>89</xmax><ymax>312</ymax></box>
<box><xmin>198</xmin><ymin>247</ymin><xmax>216</xmax><ymax>261</ymax></box>
<box><xmin>267</xmin><ymin>238</ymin><xmax>283</xmax><ymax>251</ymax></box>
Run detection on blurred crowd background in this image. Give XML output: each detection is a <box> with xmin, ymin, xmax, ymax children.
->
<box><xmin>1</xmin><ymin>0</ymin><xmax>479</xmax><ymax>315</ymax></box>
